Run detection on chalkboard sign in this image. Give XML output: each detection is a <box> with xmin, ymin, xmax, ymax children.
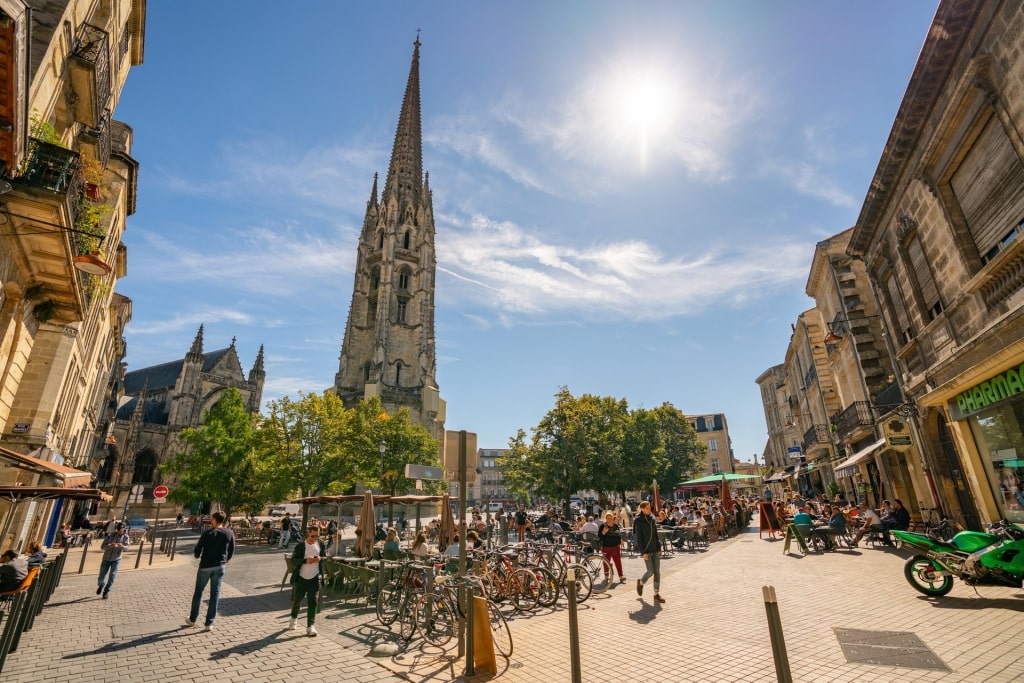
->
<box><xmin>759</xmin><ymin>502</ymin><xmax>781</xmax><ymax>537</ymax></box>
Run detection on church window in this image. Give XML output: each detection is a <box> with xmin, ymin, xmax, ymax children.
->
<box><xmin>395</xmin><ymin>361</ymin><xmax>403</xmax><ymax>386</ymax></box>
<box><xmin>132</xmin><ymin>450</ymin><xmax>157</xmax><ymax>484</ymax></box>
<box><xmin>377</xmin><ymin>231</ymin><xmax>384</xmax><ymax>249</ymax></box>
<box><xmin>398</xmin><ymin>269</ymin><xmax>411</xmax><ymax>291</ymax></box>
<box><xmin>403</xmin><ymin>230</ymin><xmax>411</xmax><ymax>249</ymax></box>
<box><xmin>367</xmin><ymin>298</ymin><xmax>377</xmax><ymax>325</ymax></box>
<box><xmin>363</xmin><ymin>362</ymin><xmax>371</xmax><ymax>382</ymax></box>
<box><xmin>371</xmin><ymin>268</ymin><xmax>380</xmax><ymax>291</ymax></box>
<box><xmin>396</xmin><ymin>301</ymin><xmax>407</xmax><ymax>323</ymax></box>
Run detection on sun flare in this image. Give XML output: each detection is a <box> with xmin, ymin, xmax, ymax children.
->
<box><xmin>596</xmin><ymin>63</ymin><xmax>680</xmax><ymax>171</ymax></box>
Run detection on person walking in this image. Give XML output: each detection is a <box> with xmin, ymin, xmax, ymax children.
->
<box><xmin>633</xmin><ymin>500</ymin><xmax>665</xmax><ymax>603</ymax></box>
<box><xmin>288</xmin><ymin>526</ymin><xmax>325</xmax><ymax>637</ymax></box>
<box><xmin>514</xmin><ymin>503</ymin><xmax>529</xmax><ymax>544</ymax></box>
<box><xmin>185</xmin><ymin>511</ymin><xmax>234</xmax><ymax>632</ymax></box>
<box><xmin>599</xmin><ymin>511</ymin><xmax>626</xmax><ymax>583</ymax></box>
<box><xmin>277</xmin><ymin>513</ymin><xmax>293</xmax><ymax>549</ymax></box>
<box><xmin>97</xmin><ymin>522</ymin><xmax>129</xmax><ymax>599</ymax></box>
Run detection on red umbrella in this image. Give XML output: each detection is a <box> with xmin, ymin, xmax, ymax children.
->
<box><xmin>652</xmin><ymin>480</ymin><xmax>662</xmax><ymax>514</ymax></box>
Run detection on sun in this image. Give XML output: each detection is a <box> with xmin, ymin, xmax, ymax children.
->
<box><xmin>597</xmin><ymin>63</ymin><xmax>679</xmax><ymax>171</ymax></box>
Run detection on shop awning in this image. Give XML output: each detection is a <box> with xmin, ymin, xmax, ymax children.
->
<box><xmin>764</xmin><ymin>467</ymin><xmax>795</xmax><ymax>483</ymax></box>
<box><xmin>833</xmin><ymin>438</ymin><xmax>886</xmax><ymax>478</ymax></box>
<box><xmin>0</xmin><ymin>446</ymin><xmax>92</xmax><ymax>486</ymax></box>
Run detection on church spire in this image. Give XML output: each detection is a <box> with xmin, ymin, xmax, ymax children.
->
<box><xmin>381</xmin><ymin>37</ymin><xmax>423</xmax><ymax>204</ymax></box>
<box><xmin>187</xmin><ymin>324</ymin><xmax>204</xmax><ymax>362</ymax></box>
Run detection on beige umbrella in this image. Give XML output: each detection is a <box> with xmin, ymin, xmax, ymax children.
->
<box><xmin>356</xmin><ymin>490</ymin><xmax>376</xmax><ymax>558</ymax></box>
<box><xmin>438</xmin><ymin>493</ymin><xmax>457</xmax><ymax>549</ymax></box>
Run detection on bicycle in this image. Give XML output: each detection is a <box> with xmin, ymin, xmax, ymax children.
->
<box><xmin>922</xmin><ymin>508</ymin><xmax>962</xmax><ymax>542</ymax></box>
<box><xmin>416</xmin><ymin>573</ymin><xmax>513</xmax><ymax>657</ymax></box>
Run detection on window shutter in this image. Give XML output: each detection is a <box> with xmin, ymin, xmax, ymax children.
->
<box><xmin>884</xmin><ymin>273</ymin><xmax>912</xmax><ymax>344</ymax></box>
<box><xmin>951</xmin><ymin>118</ymin><xmax>1024</xmax><ymax>260</ymax></box>
<box><xmin>906</xmin><ymin>236</ymin><xmax>941</xmax><ymax>320</ymax></box>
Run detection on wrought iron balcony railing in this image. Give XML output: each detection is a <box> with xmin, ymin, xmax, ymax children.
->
<box><xmin>830</xmin><ymin>401</ymin><xmax>874</xmax><ymax>442</ymax></box>
<box><xmin>802</xmin><ymin>424</ymin><xmax>832</xmax><ymax>453</ymax></box>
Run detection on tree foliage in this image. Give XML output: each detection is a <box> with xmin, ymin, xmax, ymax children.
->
<box><xmin>161</xmin><ymin>388</ymin><xmax>258</xmax><ymax>519</ymax></box>
<box><xmin>503</xmin><ymin>388</ymin><xmax>706</xmax><ymax>514</ymax></box>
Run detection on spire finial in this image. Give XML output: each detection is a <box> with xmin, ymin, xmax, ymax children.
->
<box><xmin>382</xmin><ymin>37</ymin><xmax>423</xmax><ymax>203</ymax></box>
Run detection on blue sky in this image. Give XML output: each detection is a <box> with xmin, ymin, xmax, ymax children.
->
<box><xmin>114</xmin><ymin>1</ymin><xmax>939</xmax><ymax>464</ymax></box>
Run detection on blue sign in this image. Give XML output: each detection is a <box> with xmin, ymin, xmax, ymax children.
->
<box><xmin>787</xmin><ymin>446</ymin><xmax>802</xmax><ymax>458</ymax></box>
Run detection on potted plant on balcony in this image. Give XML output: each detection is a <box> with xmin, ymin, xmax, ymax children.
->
<box><xmin>80</xmin><ymin>153</ymin><xmax>104</xmax><ymax>201</ymax></box>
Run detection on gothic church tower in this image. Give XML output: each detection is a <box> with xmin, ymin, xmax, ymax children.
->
<box><xmin>333</xmin><ymin>38</ymin><xmax>445</xmax><ymax>438</ymax></box>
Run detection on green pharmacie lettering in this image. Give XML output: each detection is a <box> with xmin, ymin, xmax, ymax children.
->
<box><xmin>956</xmin><ymin>366</ymin><xmax>1024</xmax><ymax>415</ymax></box>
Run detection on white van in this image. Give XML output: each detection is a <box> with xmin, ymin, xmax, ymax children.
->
<box><xmin>269</xmin><ymin>503</ymin><xmax>300</xmax><ymax>517</ymax></box>
<box><xmin>486</xmin><ymin>503</ymin><xmax>505</xmax><ymax>514</ymax></box>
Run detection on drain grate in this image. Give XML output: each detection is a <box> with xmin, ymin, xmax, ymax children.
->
<box><xmin>834</xmin><ymin>628</ymin><xmax>949</xmax><ymax>671</ymax></box>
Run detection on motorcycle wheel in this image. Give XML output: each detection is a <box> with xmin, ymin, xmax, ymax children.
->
<box><xmin>904</xmin><ymin>555</ymin><xmax>953</xmax><ymax>596</ymax></box>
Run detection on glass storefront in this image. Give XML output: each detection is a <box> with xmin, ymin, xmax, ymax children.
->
<box><xmin>967</xmin><ymin>397</ymin><xmax>1024</xmax><ymax>523</ymax></box>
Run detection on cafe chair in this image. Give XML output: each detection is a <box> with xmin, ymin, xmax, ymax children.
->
<box><xmin>281</xmin><ymin>555</ymin><xmax>301</xmax><ymax>591</ymax></box>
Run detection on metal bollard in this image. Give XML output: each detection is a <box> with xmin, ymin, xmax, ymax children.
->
<box><xmin>149</xmin><ymin>532</ymin><xmax>157</xmax><ymax>565</ymax></box>
<box><xmin>135</xmin><ymin>537</ymin><xmax>145</xmax><ymax>568</ymax></box>
<box><xmin>170</xmin><ymin>535</ymin><xmax>177</xmax><ymax>561</ymax></box>
<box><xmin>566</xmin><ymin>568</ymin><xmax>582</xmax><ymax>683</ymax></box>
<box><xmin>763</xmin><ymin>585</ymin><xmax>793</xmax><ymax>683</ymax></box>
<box><xmin>465</xmin><ymin>579</ymin><xmax>475</xmax><ymax>675</ymax></box>
<box><xmin>77</xmin><ymin>535</ymin><xmax>91</xmax><ymax>574</ymax></box>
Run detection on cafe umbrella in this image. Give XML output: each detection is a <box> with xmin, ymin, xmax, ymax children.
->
<box><xmin>356</xmin><ymin>490</ymin><xmax>377</xmax><ymax>558</ymax></box>
<box><xmin>438</xmin><ymin>493</ymin><xmax>457</xmax><ymax>549</ymax></box>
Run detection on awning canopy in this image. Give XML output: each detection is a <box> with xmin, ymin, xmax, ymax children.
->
<box><xmin>0</xmin><ymin>446</ymin><xmax>92</xmax><ymax>486</ymax></box>
<box><xmin>677</xmin><ymin>473</ymin><xmax>762</xmax><ymax>486</ymax></box>
<box><xmin>764</xmin><ymin>471</ymin><xmax>790</xmax><ymax>483</ymax></box>
<box><xmin>834</xmin><ymin>438</ymin><xmax>886</xmax><ymax>478</ymax></box>
<box><xmin>0</xmin><ymin>485</ymin><xmax>111</xmax><ymax>502</ymax></box>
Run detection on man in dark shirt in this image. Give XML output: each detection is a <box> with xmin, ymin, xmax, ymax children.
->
<box><xmin>514</xmin><ymin>504</ymin><xmax>529</xmax><ymax>543</ymax></box>
<box><xmin>881</xmin><ymin>499</ymin><xmax>911</xmax><ymax>546</ymax></box>
<box><xmin>633</xmin><ymin>501</ymin><xmax>666</xmax><ymax>604</ymax></box>
<box><xmin>185</xmin><ymin>511</ymin><xmax>234</xmax><ymax>631</ymax></box>
<box><xmin>0</xmin><ymin>549</ymin><xmax>28</xmax><ymax>592</ymax></box>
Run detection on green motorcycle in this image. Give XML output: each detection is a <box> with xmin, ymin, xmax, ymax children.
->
<box><xmin>892</xmin><ymin>519</ymin><xmax>1024</xmax><ymax>597</ymax></box>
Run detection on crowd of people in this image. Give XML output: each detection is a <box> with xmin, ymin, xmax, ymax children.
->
<box><xmin>766</xmin><ymin>489</ymin><xmax>912</xmax><ymax>550</ymax></box>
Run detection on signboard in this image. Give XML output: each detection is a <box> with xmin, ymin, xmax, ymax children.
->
<box><xmin>405</xmin><ymin>464</ymin><xmax>444</xmax><ymax>480</ymax></box>
<box><xmin>882</xmin><ymin>418</ymin><xmax>913</xmax><ymax>452</ymax></box>
<box><xmin>442</xmin><ymin>430</ymin><xmax>478</xmax><ymax>471</ymax></box>
<box><xmin>11</xmin><ymin>423</ymin><xmax>30</xmax><ymax>434</ymax></box>
<box><xmin>153</xmin><ymin>485</ymin><xmax>169</xmax><ymax>500</ymax></box>
<box><xmin>787</xmin><ymin>446</ymin><xmax>802</xmax><ymax>459</ymax></box>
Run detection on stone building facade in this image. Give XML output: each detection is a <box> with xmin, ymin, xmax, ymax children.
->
<box><xmin>95</xmin><ymin>326</ymin><xmax>265</xmax><ymax>519</ymax></box>
<box><xmin>333</xmin><ymin>38</ymin><xmax>445</xmax><ymax>439</ymax></box>
<box><xmin>0</xmin><ymin>1</ymin><xmax>145</xmax><ymax>543</ymax></box>
<box><xmin>847</xmin><ymin>0</ymin><xmax>1024</xmax><ymax>528</ymax></box>
<box><xmin>688</xmin><ymin>413</ymin><xmax>735</xmax><ymax>476</ymax></box>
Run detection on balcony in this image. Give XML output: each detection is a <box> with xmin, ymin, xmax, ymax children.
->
<box><xmin>69</xmin><ymin>24</ymin><xmax>112</xmax><ymax>128</ymax></box>
<box><xmin>801</xmin><ymin>424</ymin><xmax>832</xmax><ymax>454</ymax></box>
<box><xmin>830</xmin><ymin>401</ymin><xmax>875</xmax><ymax>444</ymax></box>
<box><xmin>7</xmin><ymin>139</ymin><xmax>88</xmax><ymax>323</ymax></box>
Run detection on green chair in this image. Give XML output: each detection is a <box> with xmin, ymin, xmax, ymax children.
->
<box><xmin>281</xmin><ymin>554</ymin><xmax>301</xmax><ymax>591</ymax></box>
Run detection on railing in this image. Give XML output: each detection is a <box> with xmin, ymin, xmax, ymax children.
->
<box><xmin>830</xmin><ymin>401</ymin><xmax>874</xmax><ymax>442</ymax></box>
<box><xmin>17</xmin><ymin>138</ymin><xmax>83</xmax><ymax>198</ymax></box>
<box><xmin>71</xmin><ymin>24</ymin><xmax>112</xmax><ymax>125</ymax></box>
<box><xmin>801</xmin><ymin>424</ymin><xmax>832</xmax><ymax>453</ymax></box>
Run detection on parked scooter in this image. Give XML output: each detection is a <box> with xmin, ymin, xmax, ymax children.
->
<box><xmin>893</xmin><ymin>519</ymin><xmax>1024</xmax><ymax>596</ymax></box>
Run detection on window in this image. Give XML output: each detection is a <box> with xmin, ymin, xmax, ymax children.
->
<box><xmin>403</xmin><ymin>230</ymin><xmax>411</xmax><ymax>249</ymax></box>
<box><xmin>366</xmin><ymin>298</ymin><xmax>377</xmax><ymax>325</ymax></box>
<box><xmin>132</xmin><ymin>450</ymin><xmax>157</xmax><ymax>484</ymax></box>
<box><xmin>905</xmin><ymin>234</ymin><xmax>943</xmax><ymax>321</ymax></box>
<box><xmin>395</xmin><ymin>362</ymin><xmax>403</xmax><ymax>386</ymax></box>
<box><xmin>396</xmin><ymin>301</ymin><xmax>407</xmax><ymax>323</ymax></box>
<box><xmin>882</xmin><ymin>270</ymin><xmax>913</xmax><ymax>345</ymax></box>
<box><xmin>710</xmin><ymin>459</ymin><xmax>721</xmax><ymax>474</ymax></box>
<box><xmin>398</xmin><ymin>269</ymin><xmax>410</xmax><ymax>291</ymax></box>
<box><xmin>708</xmin><ymin>438</ymin><xmax>718</xmax><ymax>451</ymax></box>
<box><xmin>377</xmin><ymin>231</ymin><xmax>384</xmax><ymax>249</ymax></box>
<box><xmin>370</xmin><ymin>268</ymin><xmax>380</xmax><ymax>291</ymax></box>
<box><xmin>950</xmin><ymin>117</ymin><xmax>1024</xmax><ymax>263</ymax></box>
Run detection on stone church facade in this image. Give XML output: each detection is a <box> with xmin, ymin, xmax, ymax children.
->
<box><xmin>333</xmin><ymin>38</ymin><xmax>445</xmax><ymax>439</ymax></box>
<box><xmin>96</xmin><ymin>325</ymin><xmax>264</xmax><ymax>518</ymax></box>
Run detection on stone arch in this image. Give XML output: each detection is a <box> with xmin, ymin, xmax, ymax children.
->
<box><xmin>132</xmin><ymin>448</ymin><xmax>158</xmax><ymax>484</ymax></box>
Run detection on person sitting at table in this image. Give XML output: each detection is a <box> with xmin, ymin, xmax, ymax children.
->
<box><xmin>0</xmin><ymin>549</ymin><xmax>28</xmax><ymax>592</ymax></box>
<box><xmin>58</xmin><ymin>524</ymin><xmax>73</xmax><ymax>548</ymax></box>
<box><xmin>812</xmin><ymin>505</ymin><xmax>848</xmax><ymax>551</ymax></box>
<box><xmin>443</xmin><ymin>535</ymin><xmax>460</xmax><ymax>556</ymax></box>
<box><xmin>466</xmin><ymin>529</ymin><xmax>484</xmax><ymax>550</ymax></box>
<box><xmin>25</xmin><ymin>541</ymin><xmax>46</xmax><ymax>565</ymax></box>
<box><xmin>580</xmin><ymin>516</ymin><xmax>599</xmax><ymax>535</ymax></box>
<box><xmin>382</xmin><ymin>528</ymin><xmax>401</xmax><ymax>559</ymax></box>
<box><xmin>880</xmin><ymin>498</ymin><xmax>911</xmax><ymax>546</ymax></box>
<box><xmin>852</xmin><ymin>502</ymin><xmax>884</xmax><ymax>546</ymax></box>
<box><xmin>792</xmin><ymin>507</ymin><xmax>813</xmax><ymax>526</ymax></box>
<box><xmin>410</xmin><ymin>532</ymin><xmax>430</xmax><ymax>558</ymax></box>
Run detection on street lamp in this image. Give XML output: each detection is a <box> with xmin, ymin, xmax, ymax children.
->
<box><xmin>379</xmin><ymin>440</ymin><xmax>387</xmax><ymax>489</ymax></box>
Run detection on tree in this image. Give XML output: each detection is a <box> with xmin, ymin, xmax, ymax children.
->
<box><xmin>507</xmin><ymin>387</ymin><xmax>629</xmax><ymax>519</ymax></box>
<box><xmin>649</xmin><ymin>402</ymin><xmax>707</xmax><ymax>494</ymax></box>
<box><xmin>161</xmin><ymin>388</ymin><xmax>257</xmax><ymax>521</ymax></box>
<box><xmin>346</xmin><ymin>397</ymin><xmax>442</xmax><ymax>524</ymax></box>
<box><xmin>254</xmin><ymin>391</ymin><xmax>352</xmax><ymax>527</ymax></box>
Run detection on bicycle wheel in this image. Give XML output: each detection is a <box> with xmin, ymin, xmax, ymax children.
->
<box><xmin>486</xmin><ymin>599</ymin><xmax>513</xmax><ymax>657</ymax></box>
<box><xmin>580</xmin><ymin>554</ymin><xmax>612</xmax><ymax>594</ymax></box>
<box><xmin>376</xmin><ymin>581</ymin><xmax>402</xmax><ymax>625</ymax></box>
<box><xmin>509</xmin><ymin>568</ymin><xmax>540</xmax><ymax>611</ymax></box>
<box><xmin>416</xmin><ymin>593</ymin><xmax>456</xmax><ymax>647</ymax></box>
<box><xmin>564</xmin><ymin>563</ymin><xmax>592</xmax><ymax>603</ymax></box>
<box><xmin>398</xmin><ymin>593</ymin><xmax>419</xmax><ymax>641</ymax></box>
<box><xmin>532</xmin><ymin>566</ymin><xmax>560</xmax><ymax>608</ymax></box>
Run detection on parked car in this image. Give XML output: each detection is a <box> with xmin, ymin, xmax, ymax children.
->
<box><xmin>126</xmin><ymin>517</ymin><xmax>149</xmax><ymax>530</ymax></box>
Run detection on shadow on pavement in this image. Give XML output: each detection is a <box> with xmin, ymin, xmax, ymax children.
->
<box><xmin>628</xmin><ymin>600</ymin><xmax>662</xmax><ymax>624</ymax></box>
<box><xmin>61</xmin><ymin>628</ymin><xmax>194</xmax><ymax>659</ymax></box>
<box><xmin>916</xmin><ymin>594</ymin><xmax>1024</xmax><ymax>611</ymax></box>
<box><xmin>209</xmin><ymin>629</ymin><xmax>300</xmax><ymax>660</ymax></box>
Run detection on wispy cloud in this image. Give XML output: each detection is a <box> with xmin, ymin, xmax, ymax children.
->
<box><xmin>438</xmin><ymin>214</ymin><xmax>808</xmax><ymax>322</ymax></box>
<box><xmin>127</xmin><ymin>308</ymin><xmax>255</xmax><ymax>335</ymax></box>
